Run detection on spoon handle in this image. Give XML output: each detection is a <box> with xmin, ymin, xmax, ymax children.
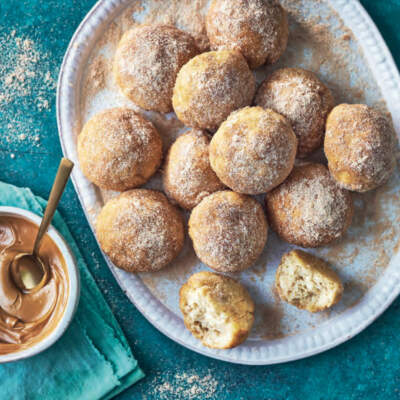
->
<box><xmin>33</xmin><ymin>158</ymin><xmax>74</xmax><ymax>255</ymax></box>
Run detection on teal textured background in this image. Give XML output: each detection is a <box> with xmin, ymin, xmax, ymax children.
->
<box><xmin>0</xmin><ymin>0</ymin><xmax>399</xmax><ymax>398</ymax></box>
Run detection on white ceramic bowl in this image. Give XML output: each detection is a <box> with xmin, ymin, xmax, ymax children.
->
<box><xmin>0</xmin><ymin>206</ymin><xmax>80</xmax><ymax>363</ymax></box>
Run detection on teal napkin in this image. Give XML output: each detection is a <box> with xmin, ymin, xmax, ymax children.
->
<box><xmin>0</xmin><ymin>182</ymin><xmax>144</xmax><ymax>399</ymax></box>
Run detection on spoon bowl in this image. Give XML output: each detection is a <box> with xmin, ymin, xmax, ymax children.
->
<box><xmin>10</xmin><ymin>253</ymin><xmax>48</xmax><ymax>293</ymax></box>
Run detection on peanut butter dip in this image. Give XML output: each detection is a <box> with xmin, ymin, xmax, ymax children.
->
<box><xmin>0</xmin><ymin>215</ymin><xmax>69</xmax><ymax>355</ymax></box>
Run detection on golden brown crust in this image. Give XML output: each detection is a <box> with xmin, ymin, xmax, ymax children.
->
<box><xmin>113</xmin><ymin>24</ymin><xmax>199</xmax><ymax>113</ymax></box>
<box><xmin>163</xmin><ymin>129</ymin><xmax>225</xmax><ymax>209</ymax></box>
<box><xmin>96</xmin><ymin>189</ymin><xmax>184</xmax><ymax>272</ymax></box>
<box><xmin>275</xmin><ymin>250</ymin><xmax>343</xmax><ymax>312</ymax></box>
<box><xmin>324</xmin><ymin>104</ymin><xmax>397</xmax><ymax>192</ymax></box>
<box><xmin>265</xmin><ymin>163</ymin><xmax>353</xmax><ymax>247</ymax></box>
<box><xmin>255</xmin><ymin>68</ymin><xmax>334</xmax><ymax>158</ymax></box>
<box><xmin>209</xmin><ymin>106</ymin><xmax>297</xmax><ymax>194</ymax></box>
<box><xmin>188</xmin><ymin>191</ymin><xmax>268</xmax><ymax>272</ymax></box>
<box><xmin>172</xmin><ymin>50</ymin><xmax>256</xmax><ymax>131</ymax></box>
<box><xmin>179</xmin><ymin>271</ymin><xmax>255</xmax><ymax>349</ymax></box>
<box><xmin>77</xmin><ymin>108</ymin><xmax>162</xmax><ymax>191</ymax></box>
<box><xmin>206</xmin><ymin>0</ymin><xmax>288</xmax><ymax>69</ymax></box>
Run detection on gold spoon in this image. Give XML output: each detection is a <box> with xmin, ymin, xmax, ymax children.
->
<box><xmin>10</xmin><ymin>158</ymin><xmax>74</xmax><ymax>293</ymax></box>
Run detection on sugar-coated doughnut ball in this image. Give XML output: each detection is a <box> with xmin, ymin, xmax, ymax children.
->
<box><xmin>265</xmin><ymin>163</ymin><xmax>353</xmax><ymax>247</ymax></box>
<box><xmin>113</xmin><ymin>24</ymin><xmax>199</xmax><ymax>113</ymax></box>
<box><xmin>172</xmin><ymin>50</ymin><xmax>256</xmax><ymax>131</ymax></box>
<box><xmin>78</xmin><ymin>108</ymin><xmax>162</xmax><ymax>191</ymax></box>
<box><xmin>209</xmin><ymin>106</ymin><xmax>297</xmax><ymax>194</ymax></box>
<box><xmin>324</xmin><ymin>104</ymin><xmax>397</xmax><ymax>192</ymax></box>
<box><xmin>163</xmin><ymin>129</ymin><xmax>225</xmax><ymax>210</ymax></box>
<box><xmin>180</xmin><ymin>271</ymin><xmax>254</xmax><ymax>349</ymax></box>
<box><xmin>255</xmin><ymin>68</ymin><xmax>334</xmax><ymax>158</ymax></box>
<box><xmin>206</xmin><ymin>0</ymin><xmax>288</xmax><ymax>69</ymax></box>
<box><xmin>189</xmin><ymin>191</ymin><xmax>268</xmax><ymax>272</ymax></box>
<box><xmin>96</xmin><ymin>189</ymin><xmax>184</xmax><ymax>272</ymax></box>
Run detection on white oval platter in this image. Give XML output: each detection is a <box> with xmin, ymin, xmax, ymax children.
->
<box><xmin>57</xmin><ymin>0</ymin><xmax>400</xmax><ymax>365</ymax></box>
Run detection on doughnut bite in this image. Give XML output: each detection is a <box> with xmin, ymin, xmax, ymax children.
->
<box><xmin>96</xmin><ymin>189</ymin><xmax>184</xmax><ymax>272</ymax></box>
<box><xmin>255</xmin><ymin>68</ymin><xmax>334</xmax><ymax>158</ymax></box>
<box><xmin>172</xmin><ymin>50</ymin><xmax>256</xmax><ymax>131</ymax></box>
<box><xmin>189</xmin><ymin>191</ymin><xmax>268</xmax><ymax>272</ymax></box>
<box><xmin>179</xmin><ymin>271</ymin><xmax>255</xmax><ymax>349</ymax></box>
<box><xmin>206</xmin><ymin>0</ymin><xmax>288</xmax><ymax>69</ymax></box>
<box><xmin>78</xmin><ymin>108</ymin><xmax>162</xmax><ymax>191</ymax></box>
<box><xmin>163</xmin><ymin>129</ymin><xmax>225</xmax><ymax>210</ymax></box>
<box><xmin>209</xmin><ymin>106</ymin><xmax>297</xmax><ymax>194</ymax></box>
<box><xmin>265</xmin><ymin>163</ymin><xmax>353</xmax><ymax>247</ymax></box>
<box><xmin>113</xmin><ymin>24</ymin><xmax>199</xmax><ymax>113</ymax></box>
<box><xmin>276</xmin><ymin>250</ymin><xmax>343</xmax><ymax>312</ymax></box>
<box><xmin>325</xmin><ymin>103</ymin><xmax>397</xmax><ymax>192</ymax></box>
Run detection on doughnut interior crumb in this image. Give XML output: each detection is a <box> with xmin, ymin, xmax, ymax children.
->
<box><xmin>179</xmin><ymin>271</ymin><xmax>254</xmax><ymax>349</ymax></box>
<box><xmin>276</xmin><ymin>250</ymin><xmax>343</xmax><ymax>312</ymax></box>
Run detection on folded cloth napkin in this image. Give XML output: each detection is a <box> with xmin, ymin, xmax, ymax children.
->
<box><xmin>0</xmin><ymin>182</ymin><xmax>144</xmax><ymax>399</ymax></box>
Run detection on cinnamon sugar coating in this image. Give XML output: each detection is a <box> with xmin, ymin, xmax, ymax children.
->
<box><xmin>113</xmin><ymin>24</ymin><xmax>199</xmax><ymax>113</ymax></box>
<box><xmin>209</xmin><ymin>106</ymin><xmax>297</xmax><ymax>195</ymax></box>
<box><xmin>255</xmin><ymin>68</ymin><xmax>334</xmax><ymax>158</ymax></box>
<box><xmin>96</xmin><ymin>189</ymin><xmax>185</xmax><ymax>272</ymax></box>
<box><xmin>265</xmin><ymin>163</ymin><xmax>353</xmax><ymax>247</ymax></box>
<box><xmin>206</xmin><ymin>0</ymin><xmax>288</xmax><ymax>69</ymax></box>
<box><xmin>163</xmin><ymin>129</ymin><xmax>225</xmax><ymax>210</ymax></box>
<box><xmin>189</xmin><ymin>191</ymin><xmax>268</xmax><ymax>272</ymax></box>
<box><xmin>325</xmin><ymin>104</ymin><xmax>397</xmax><ymax>192</ymax></box>
<box><xmin>78</xmin><ymin>108</ymin><xmax>162</xmax><ymax>191</ymax></box>
<box><xmin>172</xmin><ymin>50</ymin><xmax>256</xmax><ymax>132</ymax></box>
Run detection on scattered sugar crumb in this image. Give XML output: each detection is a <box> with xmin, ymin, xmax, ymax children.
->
<box><xmin>148</xmin><ymin>370</ymin><xmax>222</xmax><ymax>399</ymax></box>
<box><xmin>37</xmin><ymin>97</ymin><xmax>50</xmax><ymax>111</ymax></box>
<box><xmin>0</xmin><ymin>30</ymin><xmax>57</xmax><ymax>149</ymax></box>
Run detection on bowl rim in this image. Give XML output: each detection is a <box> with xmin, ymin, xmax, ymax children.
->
<box><xmin>0</xmin><ymin>206</ymin><xmax>80</xmax><ymax>363</ymax></box>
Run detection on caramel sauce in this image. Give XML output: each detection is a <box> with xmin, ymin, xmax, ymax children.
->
<box><xmin>0</xmin><ymin>216</ymin><xmax>69</xmax><ymax>355</ymax></box>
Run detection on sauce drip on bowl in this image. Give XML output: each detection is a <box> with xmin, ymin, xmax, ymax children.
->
<box><xmin>0</xmin><ymin>216</ymin><xmax>69</xmax><ymax>355</ymax></box>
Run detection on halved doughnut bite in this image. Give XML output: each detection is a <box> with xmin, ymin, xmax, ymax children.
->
<box><xmin>276</xmin><ymin>250</ymin><xmax>343</xmax><ymax>313</ymax></box>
